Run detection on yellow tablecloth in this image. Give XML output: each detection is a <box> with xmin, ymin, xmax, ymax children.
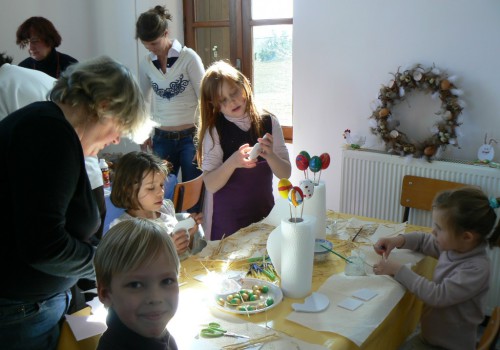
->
<box><xmin>58</xmin><ymin>212</ymin><xmax>435</xmax><ymax>350</ymax></box>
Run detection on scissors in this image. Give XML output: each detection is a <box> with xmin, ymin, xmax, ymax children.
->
<box><xmin>200</xmin><ymin>322</ymin><xmax>250</xmax><ymax>339</ymax></box>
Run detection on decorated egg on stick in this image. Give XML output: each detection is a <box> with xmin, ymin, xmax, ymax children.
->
<box><xmin>309</xmin><ymin>155</ymin><xmax>322</xmax><ymax>185</ymax></box>
<box><xmin>309</xmin><ymin>156</ymin><xmax>322</xmax><ymax>173</ymax></box>
<box><xmin>288</xmin><ymin>186</ymin><xmax>304</xmax><ymax>207</ymax></box>
<box><xmin>299</xmin><ymin>179</ymin><xmax>314</xmax><ymax>219</ymax></box>
<box><xmin>278</xmin><ymin>178</ymin><xmax>293</xmax><ymax>199</ymax></box>
<box><xmin>296</xmin><ymin>154</ymin><xmax>309</xmax><ymax>179</ymax></box>
<box><xmin>317</xmin><ymin>152</ymin><xmax>331</xmax><ymax>183</ymax></box>
<box><xmin>299</xmin><ymin>179</ymin><xmax>314</xmax><ymax>199</ymax></box>
<box><xmin>299</xmin><ymin>151</ymin><xmax>311</xmax><ymax>161</ymax></box>
<box><xmin>319</xmin><ymin>153</ymin><xmax>331</xmax><ymax>170</ymax></box>
<box><xmin>295</xmin><ymin>154</ymin><xmax>309</xmax><ymax>170</ymax></box>
<box><xmin>288</xmin><ymin>186</ymin><xmax>304</xmax><ymax>220</ymax></box>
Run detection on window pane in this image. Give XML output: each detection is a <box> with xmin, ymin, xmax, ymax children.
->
<box><xmin>195</xmin><ymin>0</ymin><xmax>229</xmax><ymax>21</ymax></box>
<box><xmin>252</xmin><ymin>0</ymin><xmax>293</xmax><ymax>20</ymax></box>
<box><xmin>195</xmin><ymin>27</ymin><xmax>230</xmax><ymax>68</ymax></box>
<box><xmin>253</xmin><ymin>25</ymin><xmax>293</xmax><ymax>126</ymax></box>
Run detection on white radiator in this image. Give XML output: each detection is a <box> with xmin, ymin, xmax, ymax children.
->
<box><xmin>340</xmin><ymin>149</ymin><xmax>500</xmax><ymax>314</ymax></box>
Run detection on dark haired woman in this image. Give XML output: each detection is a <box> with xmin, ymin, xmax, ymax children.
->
<box><xmin>136</xmin><ymin>5</ymin><xmax>204</xmax><ymax>183</ymax></box>
<box><xmin>16</xmin><ymin>16</ymin><xmax>77</xmax><ymax>78</ymax></box>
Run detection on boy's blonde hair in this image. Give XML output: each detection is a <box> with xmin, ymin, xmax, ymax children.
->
<box><xmin>94</xmin><ymin>218</ymin><xmax>180</xmax><ymax>289</ymax></box>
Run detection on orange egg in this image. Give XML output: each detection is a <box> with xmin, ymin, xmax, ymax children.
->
<box><xmin>378</xmin><ymin>108</ymin><xmax>390</xmax><ymax>118</ymax></box>
<box><xmin>440</xmin><ymin>79</ymin><xmax>451</xmax><ymax>90</ymax></box>
<box><xmin>424</xmin><ymin>146</ymin><xmax>436</xmax><ymax>156</ymax></box>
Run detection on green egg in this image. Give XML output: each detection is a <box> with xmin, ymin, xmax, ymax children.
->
<box><xmin>265</xmin><ymin>297</ymin><xmax>274</xmax><ymax>306</ymax></box>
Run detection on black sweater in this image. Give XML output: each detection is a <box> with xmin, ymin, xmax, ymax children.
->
<box><xmin>19</xmin><ymin>48</ymin><xmax>77</xmax><ymax>78</ymax></box>
<box><xmin>97</xmin><ymin>309</ymin><xmax>178</xmax><ymax>350</ymax></box>
<box><xmin>0</xmin><ymin>101</ymin><xmax>98</xmax><ymax>302</ymax></box>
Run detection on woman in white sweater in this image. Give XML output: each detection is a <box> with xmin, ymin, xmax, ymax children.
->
<box><xmin>136</xmin><ymin>5</ymin><xmax>204</xmax><ymax>186</ymax></box>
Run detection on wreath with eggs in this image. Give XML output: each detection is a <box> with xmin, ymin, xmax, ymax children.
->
<box><xmin>369</xmin><ymin>64</ymin><xmax>464</xmax><ymax>160</ymax></box>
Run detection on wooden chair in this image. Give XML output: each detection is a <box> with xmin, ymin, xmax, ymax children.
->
<box><xmin>477</xmin><ymin>306</ymin><xmax>500</xmax><ymax>350</ymax></box>
<box><xmin>400</xmin><ymin>175</ymin><xmax>468</xmax><ymax>222</ymax></box>
<box><xmin>172</xmin><ymin>174</ymin><xmax>205</xmax><ymax>212</ymax></box>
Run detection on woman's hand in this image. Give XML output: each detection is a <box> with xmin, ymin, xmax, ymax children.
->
<box><xmin>171</xmin><ymin>229</ymin><xmax>190</xmax><ymax>254</ymax></box>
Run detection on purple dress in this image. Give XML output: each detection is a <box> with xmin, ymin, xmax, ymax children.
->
<box><xmin>211</xmin><ymin>115</ymin><xmax>274</xmax><ymax>240</ymax></box>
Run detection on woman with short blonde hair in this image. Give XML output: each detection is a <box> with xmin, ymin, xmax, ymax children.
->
<box><xmin>0</xmin><ymin>55</ymin><xmax>150</xmax><ymax>350</ymax></box>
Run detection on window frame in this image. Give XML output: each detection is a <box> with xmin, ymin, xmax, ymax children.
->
<box><xmin>183</xmin><ymin>0</ymin><xmax>293</xmax><ymax>140</ymax></box>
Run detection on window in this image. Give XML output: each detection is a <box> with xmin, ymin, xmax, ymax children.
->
<box><xmin>183</xmin><ymin>0</ymin><xmax>293</xmax><ymax>139</ymax></box>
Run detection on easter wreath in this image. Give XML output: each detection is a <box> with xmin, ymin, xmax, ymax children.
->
<box><xmin>369</xmin><ymin>64</ymin><xmax>464</xmax><ymax>160</ymax></box>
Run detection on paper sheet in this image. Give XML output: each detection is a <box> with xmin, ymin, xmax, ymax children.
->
<box><xmin>65</xmin><ymin>297</ymin><xmax>107</xmax><ymax>341</ymax></box>
<box><xmin>286</xmin><ymin>274</ymin><xmax>406</xmax><ymax>347</ymax></box>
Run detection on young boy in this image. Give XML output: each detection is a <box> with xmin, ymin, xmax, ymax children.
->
<box><xmin>94</xmin><ymin>218</ymin><xmax>180</xmax><ymax>349</ymax></box>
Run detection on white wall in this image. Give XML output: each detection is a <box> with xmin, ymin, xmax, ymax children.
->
<box><xmin>0</xmin><ymin>0</ymin><xmax>183</xmax><ymax>154</ymax></box>
<box><xmin>2</xmin><ymin>0</ymin><xmax>499</xmax><ymax>210</ymax></box>
<box><xmin>293</xmin><ymin>0</ymin><xmax>500</xmax><ymax>211</ymax></box>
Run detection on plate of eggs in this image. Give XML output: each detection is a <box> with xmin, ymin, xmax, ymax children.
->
<box><xmin>214</xmin><ymin>278</ymin><xmax>283</xmax><ymax>315</ymax></box>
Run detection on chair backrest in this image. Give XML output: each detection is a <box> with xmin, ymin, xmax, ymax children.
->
<box><xmin>172</xmin><ymin>174</ymin><xmax>205</xmax><ymax>212</ymax></box>
<box><xmin>400</xmin><ymin>175</ymin><xmax>468</xmax><ymax>222</ymax></box>
<box><xmin>477</xmin><ymin>306</ymin><xmax>500</xmax><ymax>350</ymax></box>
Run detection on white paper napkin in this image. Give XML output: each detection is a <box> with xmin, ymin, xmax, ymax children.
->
<box><xmin>286</xmin><ymin>274</ymin><xmax>405</xmax><ymax>346</ymax></box>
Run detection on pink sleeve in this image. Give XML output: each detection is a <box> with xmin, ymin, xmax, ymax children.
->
<box><xmin>270</xmin><ymin>115</ymin><xmax>290</xmax><ymax>161</ymax></box>
<box><xmin>201</xmin><ymin>128</ymin><xmax>224</xmax><ymax>172</ymax></box>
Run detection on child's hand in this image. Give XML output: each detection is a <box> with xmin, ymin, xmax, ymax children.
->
<box><xmin>171</xmin><ymin>229</ymin><xmax>190</xmax><ymax>254</ymax></box>
<box><xmin>373</xmin><ymin>254</ymin><xmax>402</xmax><ymax>276</ymax></box>
<box><xmin>229</xmin><ymin>144</ymin><xmax>257</xmax><ymax>169</ymax></box>
<box><xmin>373</xmin><ymin>235</ymin><xmax>405</xmax><ymax>257</ymax></box>
<box><xmin>189</xmin><ymin>212</ymin><xmax>203</xmax><ymax>225</ymax></box>
<box><xmin>257</xmin><ymin>133</ymin><xmax>274</xmax><ymax>159</ymax></box>
<box><xmin>188</xmin><ymin>213</ymin><xmax>203</xmax><ymax>238</ymax></box>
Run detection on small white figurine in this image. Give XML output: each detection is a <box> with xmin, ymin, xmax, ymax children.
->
<box><xmin>477</xmin><ymin>134</ymin><xmax>498</xmax><ymax>162</ymax></box>
<box><xmin>343</xmin><ymin>129</ymin><xmax>366</xmax><ymax>149</ymax></box>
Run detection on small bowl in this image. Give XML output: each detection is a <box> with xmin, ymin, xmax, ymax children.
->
<box><xmin>314</xmin><ymin>239</ymin><xmax>333</xmax><ymax>262</ymax></box>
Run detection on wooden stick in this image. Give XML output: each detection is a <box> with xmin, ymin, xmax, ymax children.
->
<box><xmin>222</xmin><ymin>333</ymin><xmax>280</xmax><ymax>350</ymax></box>
<box><xmin>351</xmin><ymin>227</ymin><xmax>363</xmax><ymax>242</ymax></box>
<box><xmin>320</xmin><ymin>244</ymin><xmax>353</xmax><ymax>263</ymax></box>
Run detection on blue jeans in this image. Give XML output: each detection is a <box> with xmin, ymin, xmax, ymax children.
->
<box><xmin>152</xmin><ymin>129</ymin><xmax>202</xmax><ymax>182</ymax></box>
<box><xmin>153</xmin><ymin>129</ymin><xmax>201</xmax><ymax>181</ymax></box>
<box><xmin>0</xmin><ymin>290</ymin><xmax>72</xmax><ymax>350</ymax></box>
